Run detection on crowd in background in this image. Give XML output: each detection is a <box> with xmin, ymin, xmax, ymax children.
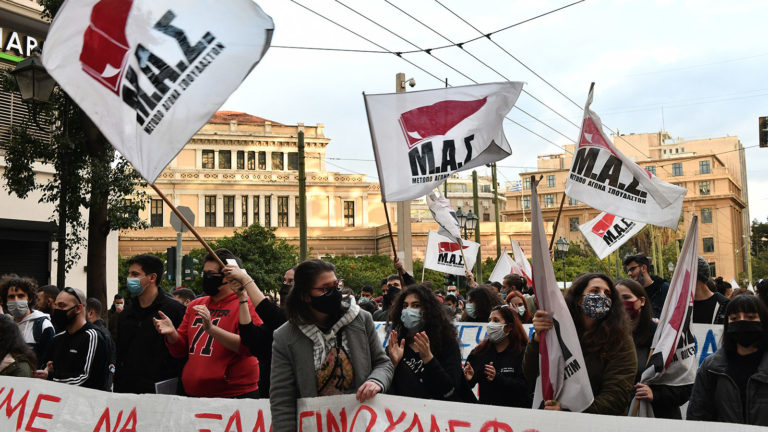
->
<box><xmin>1</xmin><ymin>250</ymin><xmax>767</xmax><ymax>431</ymax></box>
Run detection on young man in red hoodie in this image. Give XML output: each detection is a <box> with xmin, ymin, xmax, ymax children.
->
<box><xmin>154</xmin><ymin>249</ymin><xmax>262</xmax><ymax>398</ymax></box>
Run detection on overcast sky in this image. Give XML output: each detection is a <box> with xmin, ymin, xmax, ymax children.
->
<box><xmin>222</xmin><ymin>0</ymin><xmax>768</xmax><ymax>222</ymax></box>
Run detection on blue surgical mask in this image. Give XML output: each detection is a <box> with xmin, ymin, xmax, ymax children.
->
<box><xmin>465</xmin><ymin>303</ymin><xmax>477</xmax><ymax>318</ymax></box>
<box><xmin>358</xmin><ymin>296</ymin><xmax>370</xmax><ymax>304</ymax></box>
<box><xmin>401</xmin><ymin>308</ymin><xmax>422</xmax><ymax>330</ymax></box>
<box><xmin>126</xmin><ymin>277</ymin><xmax>146</xmax><ymax>296</ymax></box>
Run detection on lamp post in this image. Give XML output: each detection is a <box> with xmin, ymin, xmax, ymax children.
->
<box><xmin>455</xmin><ymin>207</ymin><xmax>478</xmax><ymax>241</ymax></box>
<box><xmin>10</xmin><ymin>51</ymin><xmax>69</xmax><ymax>290</ymax></box>
<box><xmin>667</xmin><ymin>261</ymin><xmax>675</xmax><ymax>280</ymax></box>
<box><xmin>555</xmin><ymin>237</ymin><xmax>569</xmax><ymax>290</ymax></box>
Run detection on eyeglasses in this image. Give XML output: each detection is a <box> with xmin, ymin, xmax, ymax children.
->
<box><xmin>313</xmin><ymin>280</ymin><xmax>339</xmax><ymax>295</ymax></box>
<box><xmin>62</xmin><ymin>287</ymin><xmax>81</xmax><ymax>304</ymax></box>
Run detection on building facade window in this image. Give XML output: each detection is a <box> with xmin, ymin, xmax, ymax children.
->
<box><xmin>223</xmin><ymin>196</ymin><xmax>235</xmax><ymax>227</ymax></box>
<box><xmin>703</xmin><ymin>237</ymin><xmax>714</xmax><ymax>253</ymax></box>
<box><xmin>699</xmin><ymin>160</ymin><xmax>711</xmax><ymax>174</ymax></box>
<box><xmin>699</xmin><ymin>181</ymin><xmax>711</xmax><ymax>195</ymax></box>
<box><xmin>241</xmin><ymin>196</ymin><xmax>248</xmax><ymax>227</ymax></box>
<box><xmin>237</xmin><ymin>151</ymin><xmax>245</xmax><ymax>170</ymax></box>
<box><xmin>150</xmin><ymin>199</ymin><xmax>163</xmax><ymax>227</ymax></box>
<box><xmin>569</xmin><ymin>217</ymin><xmax>579</xmax><ymax>232</ymax></box>
<box><xmin>205</xmin><ymin>196</ymin><xmax>216</xmax><ymax>227</ymax></box>
<box><xmin>202</xmin><ymin>150</ymin><xmax>214</xmax><ymax>169</ymax></box>
<box><xmin>547</xmin><ymin>175</ymin><xmax>555</xmax><ymax>188</ymax></box>
<box><xmin>272</xmin><ymin>152</ymin><xmax>284</xmax><ymax>170</ymax></box>
<box><xmin>522</xmin><ymin>196</ymin><xmax>530</xmax><ymax>210</ymax></box>
<box><xmin>544</xmin><ymin>194</ymin><xmax>554</xmax><ymax>208</ymax></box>
<box><xmin>569</xmin><ymin>197</ymin><xmax>578</xmax><ymax>206</ymax></box>
<box><xmin>523</xmin><ymin>178</ymin><xmax>531</xmax><ymax>190</ymax></box>
<box><xmin>219</xmin><ymin>150</ymin><xmax>231</xmax><ymax>169</ymax></box>
<box><xmin>343</xmin><ymin>200</ymin><xmax>355</xmax><ymax>227</ymax></box>
<box><xmin>647</xmin><ymin>166</ymin><xmax>656</xmax><ymax>176</ymax></box>
<box><xmin>264</xmin><ymin>196</ymin><xmax>271</xmax><ymax>227</ymax></box>
<box><xmin>287</xmin><ymin>153</ymin><xmax>299</xmax><ymax>170</ymax></box>
<box><xmin>253</xmin><ymin>196</ymin><xmax>260</xmax><ymax>225</ymax></box>
<box><xmin>258</xmin><ymin>151</ymin><xmax>266</xmax><ymax>170</ymax></box>
<box><xmin>277</xmin><ymin>196</ymin><xmax>289</xmax><ymax>227</ymax></box>
<box><xmin>708</xmin><ymin>262</ymin><xmax>716</xmax><ymax>278</ymax></box>
<box><xmin>702</xmin><ymin>208</ymin><xmax>712</xmax><ymax>224</ymax></box>
<box><xmin>247</xmin><ymin>151</ymin><xmax>255</xmax><ymax>170</ymax></box>
<box><xmin>447</xmin><ymin>183</ymin><xmax>467</xmax><ymax>193</ymax></box>
<box><xmin>295</xmin><ymin>197</ymin><xmax>300</xmax><ymax>226</ymax></box>
<box><xmin>672</xmin><ymin>163</ymin><xmax>683</xmax><ymax>176</ymax></box>
<box><xmin>483</xmin><ymin>213</ymin><xmax>490</xmax><ymax>222</ymax></box>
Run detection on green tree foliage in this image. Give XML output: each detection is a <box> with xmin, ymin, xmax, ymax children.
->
<box><xmin>751</xmin><ymin>218</ymin><xmax>768</xmax><ymax>280</ymax></box>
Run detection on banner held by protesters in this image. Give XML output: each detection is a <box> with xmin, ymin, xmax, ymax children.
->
<box><xmin>424</xmin><ymin>230</ymin><xmax>480</xmax><ymax>276</ymax></box>
<box><xmin>530</xmin><ymin>176</ymin><xmax>594</xmax><ymax>412</ymax></box>
<box><xmin>629</xmin><ymin>214</ymin><xmax>699</xmax><ymax>417</ymax></box>
<box><xmin>564</xmin><ymin>83</ymin><xmax>686</xmax><ymax>228</ymax></box>
<box><xmin>579</xmin><ymin>211</ymin><xmax>646</xmax><ymax>259</ymax></box>
<box><xmin>364</xmin><ymin>82</ymin><xmax>524</xmax><ymax>202</ymax></box>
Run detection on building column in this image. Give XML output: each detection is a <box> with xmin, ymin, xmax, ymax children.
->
<box><xmin>216</xmin><ymin>194</ymin><xmax>223</xmax><ymax>227</ymax></box>
<box><xmin>235</xmin><ymin>195</ymin><xmax>243</xmax><ymax>227</ymax></box>
<box><xmin>270</xmin><ymin>195</ymin><xmax>278</xmax><ymax>227</ymax></box>
<box><xmin>362</xmin><ymin>194</ymin><xmax>369</xmax><ymax>227</ymax></box>
<box><xmin>196</xmin><ymin>149</ymin><xmax>202</xmax><ymax>169</ymax></box>
<box><xmin>266</xmin><ymin>151</ymin><xmax>272</xmax><ymax>171</ymax></box>
<box><xmin>214</xmin><ymin>151</ymin><xmax>219</xmax><ymax>169</ymax></box>
<box><xmin>288</xmin><ymin>195</ymin><xmax>296</xmax><ymax>227</ymax></box>
<box><xmin>247</xmin><ymin>195</ymin><xmax>253</xmax><ymax>226</ymax></box>
<box><xmin>328</xmin><ymin>195</ymin><xmax>336</xmax><ymax>227</ymax></box>
<box><xmin>197</xmin><ymin>194</ymin><xmax>205</xmax><ymax>227</ymax></box>
<box><xmin>258</xmin><ymin>195</ymin><xmax>265</xmax><ymax>226</ymax></box>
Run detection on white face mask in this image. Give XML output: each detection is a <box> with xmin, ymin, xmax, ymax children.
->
<box><xmin>517</xmin><ymin>306</ymin><xmax>526</xmax><ymax>316</ymax></box>
<box><xmin>486</xmin><ymin>322</ymin><xmax>508</xmax><ymax>343</ymax></box>
<box><xmin>6</xmin><ymin>300</ymin><xmax>29</xmax><ymax>319</ymax></box>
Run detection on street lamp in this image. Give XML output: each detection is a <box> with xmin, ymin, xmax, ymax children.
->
<box><xmin>555</xmin><ymin>237</ymin><xmax>569</xmax><ymax>290</ymax></box>
<box><xmin>668</xmin><ymin>261</ymin><xmax>675</xmax><ymax>279</ymax></box>
<box><xmin>456</xmin><ymin>207</ymin><xmax>466</xmax><ymax>231</ymax></box>
<box><xmin>455</xmin><ymin>207</ymin><xmax>478</xmax><ymax>240</ymax></box>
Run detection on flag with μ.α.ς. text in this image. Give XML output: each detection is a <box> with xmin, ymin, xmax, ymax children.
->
<box><xmin>364</xmin><ymin>82</ymin><xmax>523</xmax><ymax>202</ymax></box>
<box><xmin>629</xmin><ymin>215</ymin><xmax>698</xmax><ymax>418</ymax></box>
<box><xmin>423</xmin><ymin>231</ymin><xmax>480</xmax><ymax>276</ymax></box>
<box><xmin>564</xmin><ymin>84</ymin><xmax>686</xmax><ymax>228</ymax></box>
<box><xmin>530</xmin><ymin>178</ymin><xmax>594</xmax><ymax>412</ymax></box>
<box><xmin>41</xmin><ymin>0</ymin><xmax>274</xmax><ymax>183</ymax></box>
<box><xmin>579</xmin><ymin>212</ymin><xmax>646</xmax><ymax>259</ymax></box>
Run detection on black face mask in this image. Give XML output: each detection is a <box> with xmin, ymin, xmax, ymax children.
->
<box><xmin>280</xmin><ymin>283</ymin><xmax>292</xmax><ymax>298</ymax></box>
<box><xmin>383</xmin><ymin>287</ymin><xmax>400</xmax><ymax>309</ymax></box>
<box><xmin>728</xmin><ymin>320</ymin><xmax>764</xmax><ymax>348</ymax></box>
<box><xmin>310</xmin><ymin>288</ymin><xmax>342</xmax><ymax>315</ymax></box>
<box><xmin>51</xmin><ymin>307</ymin><xmax>76</xmax><ymax>329</ymax></box>
<box><xmin>202</xmin><ymin>274</ymin><xmax>225</xmax><ymax>296</ymax></box>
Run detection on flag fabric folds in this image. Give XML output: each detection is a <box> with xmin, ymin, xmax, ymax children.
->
<box><xmin>423</xmin><ymin>231</ymin><xmax>480</xmax><ymax>276</ymax></box>
<box><xmin>578</xmin><ymin>212</ymin><xmax>646</xmax><ymax>259</ymax></box>
<box><xmin>564</xmin><ymin>85</ymin><xmax>686</xmax><ymax>229</ymax></box>
<box><xmin>426</xmin><ymin>192</ymin><xmax>462</xmax><ymax>245</ymax></box>
<box><xmin>41</xmin><ymin>0</ymin><xmax>274</xmax><ymax>183</ymax></box>
<box><xmin>488</xmin><ymin>252</ymin><xmax>522</xmax><ymax>284</ymax></box>
<box><xmin>509</xmin><ymin>237</ymin><xmax>534</xmax><ymax>289</ymax></box>
<box><xmin>364</xmin><ymin>82</ymin><xmax>524</xmax><ymax>202</ymax></box>
<box><xmin>629</xmin><ymin>215</ymin><xmax>699</xmax><ymax>417</ymax></box>
<box><xmin>530</xmin><ymin>179</ymin><xmax>594</xmax><ymax>412</ymax></box>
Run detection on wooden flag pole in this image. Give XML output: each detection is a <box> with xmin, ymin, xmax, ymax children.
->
<box><xmin>548</xmin><ymin>192</ymin><xmax>567</xmax><ymax>251</ymax></box>
<box><xmin>150</xmin><ymin>183</ymin><xmax>226</xmax><ymax>269</ymax></box>
<box><xmin>382</xmin><ymin>201</ymin><xmax>399</xmax><ymax>262</ymax></box>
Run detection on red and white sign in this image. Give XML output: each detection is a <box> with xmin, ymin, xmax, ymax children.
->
<box><xmin>509</xmin><ymin>238</ymin><xmax>534</xmax><ymax>288</ymax></box>
<box><xmin>564</xmin><ymin>85</ymin><xmax>686</xmax><ymax>229</ymax></box>
<box><xmin>41</xmin><ymin>0</ymin><xmax>274</xmax><ymax>183</ymax></box>
<box><xmin>488</xmin><ymin>252</ymin><xmax>523</xmax><ymax>284</ymax></box>
<box><xmin>364</xmin><ymin>82</ymin><xmax>523</xmax><ymax>202</ymax></box>
<box><xmin>579</xmin><ymin>211</ymin><xmax>646</xmax><ymax>259</ymax></box>
<box><xmin>424</xmin><ymin>230</ymin><xmax>480</xmax><ymax>276</ymax></box>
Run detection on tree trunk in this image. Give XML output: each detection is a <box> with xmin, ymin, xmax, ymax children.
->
<box><xmin>85</xmin><ymin>117</ymin><xmax>109</xmax><ymax>317</ymax></box>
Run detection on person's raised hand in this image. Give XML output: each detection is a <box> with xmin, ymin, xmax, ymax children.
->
<box><xmin>356</xmin><ymin>381</ymin><xmax>382</xmax><ymax>403</ymax></box>
<box><xmin>193</xmin><ymin>305</ymin><xmax>213</xmax><ymax>331</ymax></box>
<box><xmin>153</xmin><ymin>311</ymin><xmax>176</xmax><ymax>335</ymax></box>
<box><xmin>412</xmin><ymin>331</ymin><xmax>434</xmax><ymax>364</ymax></box>
<box><xmin>532</xmin><ymin>310</ymin><xmax>554</xmax><ymax>342</ymax></box>
<box><xmin>484</xmin><ymin>362</ymin><xmax>496</xmax><ymax>381</ymax></box>
<box><xmin>634</xmin><ymin>383</ymin><xmax>654</xmax><ymax>401</ymax></box>
<box><xmin>463</xmin><ymin>362</ymin><xmax>474</xmax><ymax>381</ymax></box>
<box><xmin>387</xmin><ymin>330</ymin><xmax>405</xmax><ymax>367</ymax></box>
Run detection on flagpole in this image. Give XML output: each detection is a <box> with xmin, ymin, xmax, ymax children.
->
<box><xmin>150</xmin><ymin>184</ymin><xmax>226</xmax><ymax>268</ymax></box>
<box><xmin>548</xmin><ymin>188</ymin><xmax>567</xmax><ymax>250</ymax></box>
<box><xmin>382</xmin><ymin>201</ymin><xmax>399</xmax><ymax>262</ymax></box>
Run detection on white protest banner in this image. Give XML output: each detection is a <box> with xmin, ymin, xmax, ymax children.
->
<box><xmin>364</xmin><ymin>82</ymin><xmax>523</xmax><ymax>202</ymax></box>
<box><xmin>0</xmin><ymin>376</ymin><xmax>272</xmax><ymax>431</ymax></box>
<box><xmin>41</xmin><ymin>0</ymin><xmax>274</xmax><ymax>183</ymax></box>
<box><xmin>297</xmin><ymin>392</ymin><xmax>762</xmax><ymax>432</ymax></box>
<box><xmin>564</xmin><ymin>85</ymin><xmax>686</xmax><ymax>228</ymax></box>
<box><xmin>630</xmin><ymin>215</ymin><xmax>699</xmax><ymax>417</ymax></box>
<box><xmin>374</xmin><ymin>322</ymin><xmax>723</xmax><ymax>366</ymax></box>
<box><xmin>530</xmin><ymin>178</ymin><xmax>594</xmax><ymax>411</ymax></box>
<box><xmin>423</xmin><ymin>230</ymin><xmax>479</xmax><ymax>276</ymax></box>
<box><xmin>579</xmin><ymin>211</ymin><xmax>646</xmax><ymax>259</ymax></box>
<box><xmin>488</xmin><ymin>252</ymin><xmax>522</xmax><ymax>283</ymax></box>
<box><xmin>509</xmin><ymin>237</ymin><xmax>534</xmax><ymax>288</ymax></box>
<box><xmin>426</xmin><ymin>192</ymin><xmax>462</xmax><ymax>244</ymax></box>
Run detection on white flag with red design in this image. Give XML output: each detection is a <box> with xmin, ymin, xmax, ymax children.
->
<box><xmin>564</xmin><ymin>84</ymin><xmax>686</xmax><ymax>229</ymax></box>
<box><xmin>423</xmin><ymin>231</ymin><xmax>480</xmax><ymax>276</ymax></box>
<box><xmin>579</xmin><ymin>212</ymin><xmax>646</xmax><ymax>259</ymax></box>
<box><xmin>41</xmin><ymin>0</ymin><xmax>274</xmax><ymax>183</ymax></box>
<box><xmin>530</xmin><ymin>179</ymin><xmax>594</xmax><ymax>412</ymax></box>
<box><xmin>364</xmin><ymin>82</ymin><xmax>524</xmax><ymax>202</ymax></box>
<box><xmin>426</xmin><ymin>192</ymin><xmax>463</xmax><ymax>245</ymax></box>
<box><xmin>629</xmin><ymin>215</ymin><xmax>698</xmax><ymax>417</ymax></box>
<box><xmin>488</xmin><ymin>252</ymin><xmax>523</xmax><ymax>284</ymax></box>
<box><xmin>509</xmin><ymin>238</ymin><xmax>534</xmax><ymax>289</ymax></box>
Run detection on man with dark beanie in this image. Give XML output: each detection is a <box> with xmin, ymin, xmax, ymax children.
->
<box><xmin>692</xmin><ymin>256</ymin><xmax>729</xmax><ymax>324</ymax></box>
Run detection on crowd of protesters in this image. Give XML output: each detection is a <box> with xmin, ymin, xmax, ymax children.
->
<box><xmin>1</xmin><ymin>250</ymin><xmax>767</xmax><ymax>429</ymax></box>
